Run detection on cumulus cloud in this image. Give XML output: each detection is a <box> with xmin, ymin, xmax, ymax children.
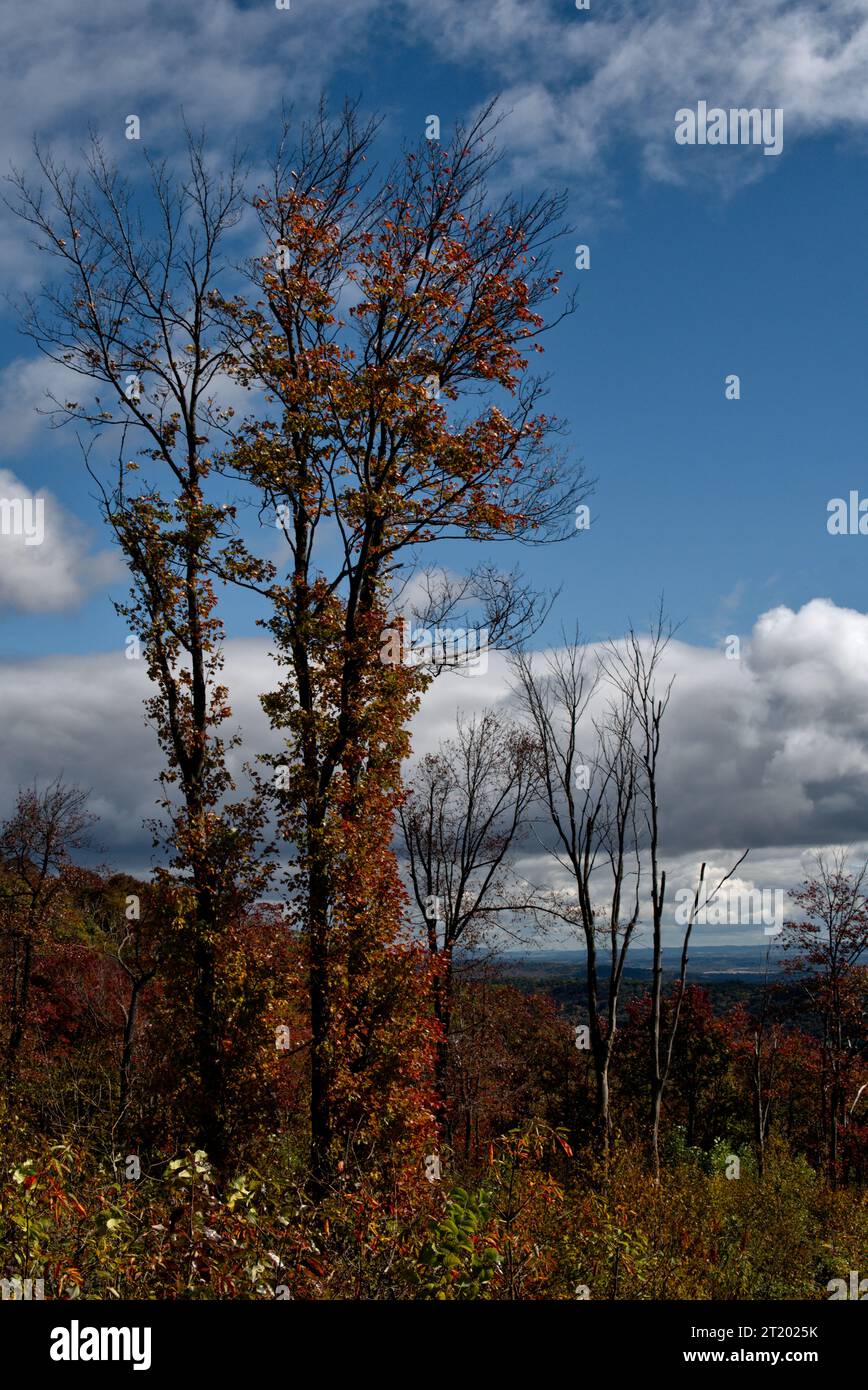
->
<box><xmin>0</xmin><ymin>466</ymin><xmax>122</xmax><ymax>612</ymax></box>
<box><xmin>0</xmin><ymin>357</ymin><xmax>87</xmax><ymax>455</ymax></box>
<box><xmin>400</xmin><ymin>0</ymin><xmax>868</xmax><ymax>193</ymax></box>
<box><xmin>407</xmin><ymin>598</ymin><xmax>868</xmax><ymax>943</ymax></box>
<box><xmin>0</xmin><ymin>0</ymin><xmax>864</xmax><ymax>250</ymax></box>
<box><xmin>415</xmin><ymin>598</ymin><xmax>868</xmax><ymax>857</ymax></box>
<box><xmin>0</xmin><ymin>0</ymin><xmax>385</xmax><ymax>285</ymax></box>
<box><xmin>0</xmin><ymin>640</ymin><xmax>281</xmax><ymax>874</ymax></box>
<box><xmin>3</xmin><ymin>599</ymin><xmax>868</xmax><ymax>905</ymax></box>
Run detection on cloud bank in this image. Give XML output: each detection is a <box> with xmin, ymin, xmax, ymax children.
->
<box><xmin>1</xmin><ymin>599</ymin><xmax>866</xmax><ymax>897</ymax></box>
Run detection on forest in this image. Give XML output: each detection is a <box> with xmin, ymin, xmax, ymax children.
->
<box><xmin>1</xmin><ymin>102</ymin><xmax>866</xmax><ymax>1303</ymax></box>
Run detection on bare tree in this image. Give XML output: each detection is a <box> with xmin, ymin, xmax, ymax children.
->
<box><xmin>511</xmin><ymin>640</ymin><xmax>643</xmax><ymax>1151</ymax></box>
<box><xmin>602</xmin><ymin>615</ymin><xmax>748</xmax><ymax>1176</ymax></box>
<box><xmin>399</xmin><ymin>709</ymin><xmax>539</xmax><ymax>1132</ymax></box>
<box><xmin>600</xmin><ymin>614</ymin><xmax>673</xmax><ymax>1172</ymax></box>
<box><xmin>0</xmin><ymin>779</ymin><xmax>95</xmax><ymax>1072</ymax></box>
<box><xmin>658</xmin><ymin>854</ymin><xmax>748</xmax><ymax>1172</ymax></box>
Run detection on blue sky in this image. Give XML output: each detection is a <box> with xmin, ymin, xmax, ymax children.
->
<box><xmin>2</xmin><ymin>2</ymin><xmax>867</xmax><ymax>657</ymax></box>
<box><xmin>3</xmin><ymin>0</ymin><xmax>868</xmax><ymax>943</ymax></box>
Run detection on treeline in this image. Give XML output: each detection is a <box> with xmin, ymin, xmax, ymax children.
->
<box><xmin>0</xmin><ymin>779</ymin><xmax>866</xmax><ymax>1298</ymax></box>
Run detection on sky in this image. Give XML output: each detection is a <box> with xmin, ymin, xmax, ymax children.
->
<box><xmin>2</xmin><ymin>0</ymin><xmax>868</xmax><ymax>947</ymax></box>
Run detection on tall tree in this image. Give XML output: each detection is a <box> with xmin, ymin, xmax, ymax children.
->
<box><xmin>216</xmin><ymin>100</ymin><xmax>585</xmax><ymax>1187</ymax></box>
<box><xmin>602</xmin><ymin>618</ymin><xmax>747</xmax><ymax>1175</ymax></box>
<box><xmin>9</xmin><ymin>136</ymin><xmax>271</xmax><ymax>1168</ymax></box>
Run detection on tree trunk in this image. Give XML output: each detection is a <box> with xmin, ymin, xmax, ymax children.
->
<box><xmin>648</xmin><ymin>915</ymin><xmax>664</xmax><ymax>1179</ymax></box>
<box><xmin>189</xmin><ymin>875</ymin><xmax>227</xmax><ymax>1174</ymax></box>
<box><xmin>432</xmin><ymin>948</ymin><xmax>453</xmax><ymax>1142</ymax></box>
<box><xmin>595</xmin><ymin>1054</ymin><xmax>612</xmax><ymax>1155</ymax></box>
<box><xmin>6</xmin><ymin>933</ymin><xmax>32</xmax><ymax>1072</ymax></box>
<box><xmin>307</xmin><ymin>862</ymin><xmax>333</xmax><ymax>1197</ymax></box>
<box><xmin>649</xmin><ymin>1081</ymin><xmax>664</xmax><ymax>1179</ymax></box>
<box><xmin>119</xmin><ymin>986</ymin><xmax>138</xmax><ymax>1119</ymax></box>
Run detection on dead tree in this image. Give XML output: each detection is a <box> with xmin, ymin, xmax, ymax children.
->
<box><xmin>602</xmin><ymin>614</ymin><xmax>747</xmax><ymax>1176</ymax></box>
<box><xmin>399</xmin><ymin>709</ymin><xmax>539</xmax><ymax>1135</ymax></box>
<box><xmin>511</xmin><ymin>640</ymin><xmax>643</xmax><ymax>1153</ymax></box>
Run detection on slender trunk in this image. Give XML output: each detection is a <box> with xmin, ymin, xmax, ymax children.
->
<box><xmin>752</xmin><ymin>1042</ymin><xmax>766</xmax><ymax>1178</ymax></box>
<box><xmin>308</xmin><ymin>861</ymin><xmax>332</xmax><ymax>1197</ymax></box>
<box><xmin>649</xmin><ymin>1083</ymin><xmax>664</xmax><ymax>1178</ymax></box>
<box><xmin>118</xmin><ymin>983</ymin><xmax>140</xmax><ymax>1119</ymax></box>
<box><xmin>595</xmin><ymin>1053</ymin><xmax>611</xmax><ymax>1154</ymax></box>
<box><xmin>646</xmin><ymin>762</ymin><xmax>666</xmax><ymax>1179</ymax></box>
<box><xmin>6</xmin><ymin>933</ymin><xmax>32</xmax><ymax>1071</ymax></box>
<box><xmin>648</xmin><ymin>894</ymin><xmax>665</xmax><ymax>1179</ymax></box>
<box><xmin>585</xmin><ymin>931</ymin><xmax>612</xmax><ymax>1151</ymax></box>
<box><xmin>433</xmin><ymin>948</ymin><xmax>453</xmax><ymax>1142</ymax></box>
<box><xmin>189</xmin><ymin>871</ymin><xmax>227</xmax><ymax>1173</ymax></box>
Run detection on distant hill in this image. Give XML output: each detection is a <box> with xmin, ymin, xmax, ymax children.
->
<box><xmin>493</xmin><ymin>945</ymin><xmax>788</xmax><ymax>982</ymax></box>
<box><xmin>470</xmin><ymin>946</ymin><xmax>803</xmax><ymax>1019</ymax></box>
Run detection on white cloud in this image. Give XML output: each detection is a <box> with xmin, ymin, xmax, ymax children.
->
<box><xmin>401</xmin><ymin>0</ymin><xmax>868</xmax><ymax>193</ymax></box>
<box><xmin>0</xmin><ymin>639</ymin><xmax>280</xmax><ymax>874</ymax></box>
<box><xmin>0</xmin><ymin>0</ymin><xmax>865</xmax><ymax>249</ymax></box>
<box><xmin>3</xmin><ymin>599</ymin><xmax>868</xmax><ymax>902</ymax></box>
<box><xmin>0</xmin><ymin>0</ymin><xmax>386</xmax><ymax>286</ymax></box>
<box><xmin>0</xmin><ymin>466</ymin><xmax>122</xmax><ymax>612</ymax></box>
<box><xmin>409</xmin><ymin>596</ymin><xmax>868</xmax><ymax>861</ymax></box>
<box><xmin>0</xmin><ymin>0</ymin><xmax>381</xmax><ymax>158</ymax></box>
<box><xmin>406</xmin><ymin>598</ymin><xmax>868</xmax><ymax>944</ymax></box>
<box><xmin>0</xmin><ymin>356</ymin><xmax>85</xmax><ymax>455</ymax></box>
